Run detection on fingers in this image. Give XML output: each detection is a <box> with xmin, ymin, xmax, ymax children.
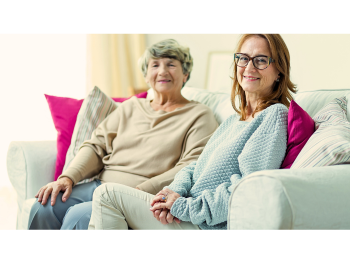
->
<box><xmin>159</xmin><ymin>209</ymin><xmax>169</xmax><ymax>225</ymax></box>
<box><xmin>150</xmin><ymin>195</ymin><xmax>166</xmax><ymax>206</ymax></box>
<box><xmin>153</xmin><ymin>208</ymin><xmax>162</xmax><ymax>221</ymax></box>
<box><xmin>166</xmin><ymin>211</ymin><xmax>174</xmax><ymax>224</ymax></box>
<box><xmin>152</xmin><ymin>202</ymin><xmax>163</xmax><ymax>221</ymax></box>
<box><xmin>40</xmin><ymin>186</ymin><xmax>53</xmax><ymax>205</ymax></box>
<box><xmin>155</xmin><ymin>190</ymin><xmax>167</xmax><ymax>196</ymax></box>
<box><xmin>50</xmin><ymin>184</ymin><xmax>62</xmax><ymax>206</ymax></box>
<box><xmin>150</xmin><ymin>202</ymin><xmax>167</xmax><ymax>211</ymax></box>
<box><xmin>157</xmin><ymin>209</ymin><xmax>175</xmax><ymax>225</ymax></box>
<box><xmin>61</xmin><ymin>186</ymin><xmax>72</xmax><ymax>203</ymax></box>
<box><xmin>36</xmin><ymin>188</ymin><xmax>42</xmax><ymax>200</ymax></box>
<box><xmin>35</xmin><ymin>188</ymin><xmax>42</xmax><ymax>198</ymax></box>
<box><xmin>151</xmin><ymin>205</ymin><xmax>179</xmax><ymax>224</ymax></box>
<box><xmin>37</xmin><ymin>187</ymin><xmax>47</xmax><ymax>202</ymax></box>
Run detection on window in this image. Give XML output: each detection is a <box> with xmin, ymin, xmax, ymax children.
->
<box><xmin>0</xmin><ymin>35</ymin><xmax>86</xmax><ymax>229</ymax></box>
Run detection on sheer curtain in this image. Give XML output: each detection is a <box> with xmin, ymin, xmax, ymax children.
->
<box><xmin>86</xmin><ymin>34</ymin><xmax>147</xmax><ymax>97</ymax></box>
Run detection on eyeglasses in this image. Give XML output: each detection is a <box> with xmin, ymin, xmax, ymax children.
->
<box><xmin>234</xmin><ymin>53</ymin><xmax>275</xmax><ymax>70</ymax></box>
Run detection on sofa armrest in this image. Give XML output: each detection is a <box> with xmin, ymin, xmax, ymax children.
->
<box><xmin>228</xmin><ymin>164</ymin><xmax>350</xmax><ymax>229</ymax></box>
<box><xmin>7</xmin><ymin>141</ymin><xmax>57</xmax><ymax>214</ymax></box>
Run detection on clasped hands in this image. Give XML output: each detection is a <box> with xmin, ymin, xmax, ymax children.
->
<box><xmin>150</xmin><ymin>189</ymin><xmax>181</xmax><ymax>225</ymax></box>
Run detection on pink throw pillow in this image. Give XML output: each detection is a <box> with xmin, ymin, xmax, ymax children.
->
<box><xmin>112</xmin><ymin>92</ymin><xmax>148</xmax><ymax>102</ymax></box>
<box><xmin>280</xmin><ymin>100</ymin><xmax>315</xmax><ymax>169</ymax></box>
<box><xmin>45</xmin><ymin>91</ymin><xmax>148</xmax><ymax>180</ymax></box>
<box><xmin>45</xmin><ymin>95</ymin><xmax>84</xmax><ymax>180</ymax></box>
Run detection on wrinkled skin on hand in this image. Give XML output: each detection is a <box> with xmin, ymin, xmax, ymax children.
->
<box><xmin>150</xmin><ymin>189</ymin><xmax>181</xmax><ymax>225</ymax></box>
<box><xmin>35</xmin><ymin>177</ymin><xmax>73</xmax><ymax>206</ymax></box>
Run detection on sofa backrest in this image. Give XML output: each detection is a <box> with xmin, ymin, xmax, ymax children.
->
<box><xmin>181</xmin><ymin>87</ymin><xmax>236</xmax><ymax>124</ymax></box>
<box><xmin>294</xmin><ymin>89</ymin><xmax>350</xmax><ymax>120</ymax></box>
<box><xmin>147</xmin><ymin>87</ymin><xmax>237</xmax><ymax>124</ymax></box>
<box><xmin>147</xmin><ymin>87</ymin><xmax>350</xmax><ymax>124</ymax></box>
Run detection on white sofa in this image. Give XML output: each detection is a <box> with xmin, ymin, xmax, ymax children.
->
<box><xmin>7</xmin><ymin>87</ymin><xmax>350</xmax><ymax>230</ymax></box>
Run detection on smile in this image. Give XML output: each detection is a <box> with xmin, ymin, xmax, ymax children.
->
<box><xmin>243</xmin><ymin>76</ymin><xmax>260</xmax><ymax>81</ymax></box>
<box><xmin>158</xmin><ymin>80</ymin><xmax>171</xmax><ymax>83</ymax></box>
<box><xmin>244</xmin><ymin>76</ymin><xmax>260</xmax><ymax>80</ymax></box>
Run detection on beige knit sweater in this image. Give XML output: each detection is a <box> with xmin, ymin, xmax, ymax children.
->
<box><xmin>59</xmin><ymin>97</ymin><xmax>218</xmax><ymax>194</ymax></box>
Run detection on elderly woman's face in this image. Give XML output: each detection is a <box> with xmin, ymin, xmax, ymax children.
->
<box><xmin>237</xmin><ymin>36</ymin><xmax>280</xmax><ymax>98</ymax></box>
<box><xmin>145</xmin><ymin>58</ymin><xmax>188</xmax><ymax>93</ymax></box>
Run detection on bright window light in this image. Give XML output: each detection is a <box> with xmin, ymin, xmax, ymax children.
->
<box><xmin>0</xmin><ymin>34</ymin><xmax>87</xmax><ymax>188</ymax></box>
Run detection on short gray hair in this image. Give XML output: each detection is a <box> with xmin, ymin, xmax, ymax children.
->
<box><xmin>139</xmin><ymin>39</ymin><xmax>193</xmax><ymax>85</ymax></box>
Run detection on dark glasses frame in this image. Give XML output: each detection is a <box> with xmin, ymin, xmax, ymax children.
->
<box><xmin>234</xmin><ymin>53</ymin><xmax>275</xmax><ymax>70</ymax></box>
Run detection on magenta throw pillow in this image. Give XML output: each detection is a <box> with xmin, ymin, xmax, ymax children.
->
<box><xmin>280</xmin><ymin>100</ymin><xmax>315</xmax><ymax>169</ymax></box>
<box><xmin>112</xmin><ymin>91</ymin><xmax>148</xmax><ymax>102</ymax></box>
<box><xmin>45</xmin><ymin>94</ymin><xmax>84</xmax><ymax>180</ymax></box>
<box><xmin>45</xmin><ymin>91</ymin><xmax>148</xmax><ymax>180</ymax></box>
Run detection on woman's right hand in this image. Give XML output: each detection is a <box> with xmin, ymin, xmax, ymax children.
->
<box><xmin>152</xmin><ymin>205</ymin><xmax>180</xmax><ymax>225</ymax></box>
<box><xmin>35</xmin><ymin>177</ymin><xmax>73</xmax><ymax>206</ymax></box>
<box><xmin>151</xmin><ymin>191</ymin><xmax>181</xmax><ymax>225</ymax></box>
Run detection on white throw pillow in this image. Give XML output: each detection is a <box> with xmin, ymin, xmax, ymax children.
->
<box><xmin>63</xmin><ymin>86</ymin><xmax>120</xmax><ymax>184</ymax></box>
<box><xmin>291</xmin><ymin>96</ymin><xmax>350</xmax><ymax>168</ymax></box>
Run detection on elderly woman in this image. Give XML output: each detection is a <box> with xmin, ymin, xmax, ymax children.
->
<box><xmin>87</xmin><ymin>34</ymin><xmax>297</xmax><ymax>230</ymax></box>
<box><xmin>28</xmin><ymin>39</ymin><xmax>218</xmax><ymax>230</ymax></box>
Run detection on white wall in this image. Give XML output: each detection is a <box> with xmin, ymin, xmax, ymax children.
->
<box><xmin>146</xmin><ymin>34</ymin><xmax>240</xmax><ymax>90</ymax></box>
<box><xmin>283</xmin><ymin>34</ymin><xmax>350</xmax><ymax>91</ymax></box>
<box><xmin>146</xmin><ymin>34</ymin><xmax>350</xmax><ymax>93</ymax></box>
<box><xmin>0</xmin><ymin>34</ymin><xmax>87</xmax><ymax>188</ymax></box>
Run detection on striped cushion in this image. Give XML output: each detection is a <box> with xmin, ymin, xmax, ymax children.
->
<box><xmin>291</xmin><ymin>97</ymin><xmax>350</xmax><ymax>168</ymax></box>
<box><xmin>63</xmin><ymin>86</ymin><xmax>120</xmax><ymax>184</ymax></box>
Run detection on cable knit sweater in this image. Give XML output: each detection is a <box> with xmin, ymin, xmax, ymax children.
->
<box><xmin>167</xmin><ymin>103</ymin><xmax>288</xmax><ymax>230</ymax></box>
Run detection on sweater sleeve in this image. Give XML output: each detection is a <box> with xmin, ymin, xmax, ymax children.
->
<box><xmin>164</xmin><ymin>161</ymin><xmax>197</xmax><ymax>197</ymax></box>
<box><xmin>169</xmin><ymin>175</ymin><xmax>240</xmax><ymax>226</ymax></box>
<box><xmin>136</xmin><ymin>107</ymin><xmax>218</xmax><ymax>194</ymax></box>
<box><xmin>169</xmin><ymin>105</ymin><xmax>288</xmax><ymax>225</ymax></box>
<box><xmin>58</xmin><ymin>107</ymin><xmax>121</xmax><ymax>185</ymax></box>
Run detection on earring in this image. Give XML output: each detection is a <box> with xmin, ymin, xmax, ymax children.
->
<box><xmin>276</xmin><ymin>78</ymin><xmax>280</xmax><ymax>82</ymax></box>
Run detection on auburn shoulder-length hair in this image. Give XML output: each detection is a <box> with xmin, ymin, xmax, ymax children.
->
<box><xmin>231</xmin><ymin>34</ymin><xmax>297</xmax><ymax>121</ymax></box>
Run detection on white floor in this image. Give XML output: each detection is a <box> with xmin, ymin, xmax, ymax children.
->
<box><xmin>0</xmin><ymin>186</ymin><xmax>17</xmax><ymax>230</ymax></box>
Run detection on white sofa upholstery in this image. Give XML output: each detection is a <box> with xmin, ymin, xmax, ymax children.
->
<box><xmin>7</xmin><ymin>140</ymin><xmax>57</xmax><ymax>229</ymax></box>
<box><xmin>228</xmin><ymin>165</ymin><xmax>350</xmax><ymax>229</ymax></box>
<box><xmin>7</xmin><ymin>87</ymin><xmax>350</xmax><ymax>229</ymax></box>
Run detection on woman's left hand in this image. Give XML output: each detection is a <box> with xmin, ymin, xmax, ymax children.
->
<box><xmin>150</xmin><ymin>189</ymin><xmax>180</xmax><ymax>209</ymax></box>
<box><xmin>150</xmin><ymin>189</ymin><xmax>181</xmax><ymax>224</ymax></box>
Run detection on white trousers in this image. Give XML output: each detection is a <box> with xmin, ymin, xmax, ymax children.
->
<box><xmin>88</xmin><ymin>183</ymin><xmax>200</xmax><ymax>230</ymax></box>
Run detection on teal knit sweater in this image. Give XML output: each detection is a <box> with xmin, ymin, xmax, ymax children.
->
<box><xmin>167</xmin><ymin>103</ymin><xmax>288</xmax><ymax>230</ymax></box>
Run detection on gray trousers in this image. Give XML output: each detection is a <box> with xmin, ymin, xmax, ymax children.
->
<box><xmin>28</xmin><ymin>180</ymin><xmax>101</xmax><ymax>230</ymax></box>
